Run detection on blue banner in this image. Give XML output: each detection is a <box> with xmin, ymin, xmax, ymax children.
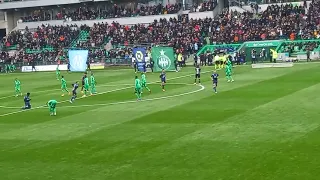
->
<box><xmin>68</xmin><ymin>50</ymin><xmax>88</xmax><ymax>72</ymax></box>
<box><xmin>133</xmin><ymin>47</ymin><xmax>146</xmax><ymax>72</ymax></box>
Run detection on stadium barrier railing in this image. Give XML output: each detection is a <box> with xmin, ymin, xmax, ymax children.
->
<box><xmin>197</xmin><ymin>39</ymin><xmax>320</xmax><ymax>62</ymax></box>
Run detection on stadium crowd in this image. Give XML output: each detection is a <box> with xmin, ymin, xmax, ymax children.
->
<box><xmin>1</xmin><ymin>1</ymin><xmax>320</xmax><ymax>65</ymax></box>
<box><xmin>18</xmin><ymin>1</ymin><xmax>218</xmax><ymax>23</ymax></box>
<box><xmin>19</xmin><ymin>3</ymin><xmax>182</xmax><ymax>22</ymax></box>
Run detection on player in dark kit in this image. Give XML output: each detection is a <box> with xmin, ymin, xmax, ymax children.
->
<box><xmin>67</xmin><ymin>61</ymin><xmax>70</xmax><ymax>72</ymax></box>
<box><xmin>86</xmin><ymin>60</ymin><xmax>91</xmax><ymax>71</ymax></box>
<box><xmin>159</xmin><ymin>69</ymin><xmax>166</xmax><ymax>92</ymax></box>
<box><xmin>211</xmin><ymin>70</ymin><xmax>219</xmax><ymax>93</ymax></box>
<box><xmin>22</xmin><ymin>92</ymin><xmax>31</xmax><ymax>109</ymax></box>
<box><xmin>81</xmin><ymin>73</ymin><xmax>87</xmax><ymax>93</ymax></box>
<box><xmin>194</xmin><ymin>65</ymin><xmax>201</xmax><ymax>85</ymax></box>
<box><xmin>70</xmin><ymin>82</ymin><xmax>79</xmax><ymax>103</ymax></box>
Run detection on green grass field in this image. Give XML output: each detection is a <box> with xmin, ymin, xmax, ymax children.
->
<box><xmin>1</xmin><ymin>64</ymin><xmax>320</xmax><ymax>180</ymax></box>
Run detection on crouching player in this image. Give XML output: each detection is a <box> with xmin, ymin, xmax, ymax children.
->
<box><xmin>70</xmin><ymin>82</ymin><xmax>79</xmax><ymax>103</ymax></box>
<box><xmin>22</xmin><ymin>92</ymin><xmax>31</xmax><ymax>109</ymax></box>
<box><xmin>47</xmin><ymin>99</ymin><xmax>57</xmax><ymax>116</ymax></box>
<box><xmin>211</xmin><ymin>70</ymin><xmax>219</xmax><ymax>93</ymax></box>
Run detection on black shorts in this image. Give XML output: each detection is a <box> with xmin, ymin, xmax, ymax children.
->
<box><xmin>195</xmin><ymin>74</ymin><xmax>200</xmax><ymax>78</ymax></box>
<box><xmin>161</xmin><ymin>79</ymin><xmax>166</xmax><ymax>83</ymax></box>
<box><xmin>25</xmin><ymin>104</ymin><xmax>31</xmax><ymax>109</ymax></box>
<box><xmin>72</xmin><ymin>91</ymin><xmax>77</xmax><ymax>96</ymax></box>
<box><xmin>213</xmin><ymin>81</ymin><xmax>218</xmax><ymax>86</ymax></box>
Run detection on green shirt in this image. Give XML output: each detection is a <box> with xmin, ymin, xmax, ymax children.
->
<box><xmin>135</xmin><ymin>79</ymin><xmax>141</xmax><ymax>88</ymax></box>
<box><xmin>141</xmin><ymin>74</ymin><xmax>146</xmax><ymax>82</ymax></box>
<box><xmin>56</xmin><ymin>67</ymin><xmax>60</xmax><ymax>74</ymax></box>
<box><xmin>226</xmin><ymin>60</ymin><xmax>232</xmax><ymax>66</ymax></box>
<box><xmin>90</xmin><ymin>76</ymin><xmax>96</xmax><ymax>84</ymax></box>
<box><xmin>84</xmin><ymin>77</ymin><xmax>89</xmax><ymax>85</ymax></box>
<box><xmin>225</xmin><ymin>66</ymin><xmax>231</xmax><ymax>72</ymax></box>
<box><xmin>11</xmin><ymin>65</ymin><xmax>16</xmax><ymax>70</ymax></box>
<box><xmin>15</xmin><ymin>80</ymin><xmax>20</xmax><ymax>87</ymax></box>
<box><xmin>61</xmin><ymin>78</ymin><xmax>67</xmax><ymax>85</ymax></box>
<box><xmin>48</xmin><ymin>100</ymin><xmax>57</xmax><ymax>106</ymax></box>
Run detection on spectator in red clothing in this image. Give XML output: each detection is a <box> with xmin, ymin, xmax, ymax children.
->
<box><xmin>2</xmin><ymin>1</ymin><xmax>320</xmax><ymax>65</ymax></box>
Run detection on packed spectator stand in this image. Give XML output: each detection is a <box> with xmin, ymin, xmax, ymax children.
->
<box><xmin>19</xmin><ymin>3</ymin><xmax>182</xmax><ymax>23</ymax></box>
<box><xmin>0</xmin><ymin>0</ymin><xmax>319</xmax><ymax>68</ymax></box>
<box><xmin>17</xmin><ymin>0</ymin><xmax>218</xmax><ymax>23</ymax></box>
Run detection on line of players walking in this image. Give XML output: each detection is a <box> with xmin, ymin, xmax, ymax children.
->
<box><xmin>194</xmin><ymin>57</ymin><xmax>234</xmax><ymax>94</ymax></box>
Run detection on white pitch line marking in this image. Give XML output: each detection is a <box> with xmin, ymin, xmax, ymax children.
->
<box><xmin>0</xmin><ymin>86</ymin><xmax>132</xmax><ymax>117</ymax></box>
<box><xmin>59</xmin><ymin>84</ymin><xmax>205</xmax><ymax>108</ymax></box>
<box><xmin>0</xmin><ymin>76</ymin><xmax>205</xmax><ymax>117</ymax></box>
<box><xmin>0</xmin><ymin>84</ymin><xmax>129</xmax><ymax>101</ymax></box>
<box><xmin>0</xmin><ymin>83</ymin><xmax>195</xmax><ymax>110</ymax></box>
<box><xmin>0</xmin><ymin>106</ymin><xmax>19</xmax><ymax>109</ymax></box>
<box><xmin>0</xmin><ymin>70</ymin><xmax>212</xmax><ymax>101</ymax></box>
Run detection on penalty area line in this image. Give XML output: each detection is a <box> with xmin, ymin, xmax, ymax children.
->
<box><xmin>0</xmin><ymin>84</ymin><xmax>132</xmax><ymax>101</ymax></box>
<box><xmin>59</xmin><ymin>84</ymin><xmax>205</xmax><ymax>108</ymax></box>
<box><xmin>0</xmin><ymin>86</ymin><xmax>132</xmax><ymax>117</ymax></box>
<box><xmin>0</xmin><ymin>83</ymin><xmax>195</xmax><ymax>110</ymax></box>
<box><xmin>0</xmin><ymin>70</ymin><xmax>211</xmax><ymax>101</ymax></box>
<box><xmin>0</xmin><ymin>83</ymin><xmax>198</xmax><ymax>117</ymax></box>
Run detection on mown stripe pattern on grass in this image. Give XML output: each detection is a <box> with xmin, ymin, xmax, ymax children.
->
<box><xmin>0</xmin><ymin>64</ymin><xmax>320</xmax><ymax>180</ymax></box>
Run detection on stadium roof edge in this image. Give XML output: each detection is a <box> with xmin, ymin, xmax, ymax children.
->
<box><xmin>0</xmin><ymin>0</ymin><xmax>103</xmax><ymax>10</ymax></box>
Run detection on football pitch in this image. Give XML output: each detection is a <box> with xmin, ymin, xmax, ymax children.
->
<box><xmin>0</xmin><ymin>64</ymin><xmax>320</xmax><ymax>180</ymax></box>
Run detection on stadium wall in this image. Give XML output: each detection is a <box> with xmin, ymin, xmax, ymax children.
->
<box><xmin>0</xmin><ymin>0</ymin><xmax>82</xmax><ymax>10</ymax></box>
<box><xmin>0</xmin><ymin>0</ymin><xmax>175</xmax><ymax>10</ymax></box>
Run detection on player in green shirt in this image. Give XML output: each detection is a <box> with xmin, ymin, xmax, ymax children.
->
<box><xmin>14</xmin><ymin>78</ymin><xmax>22</xmax><ymax>97</ymax></box>
<box><xmin>82</xmin><ymin>75</ymin><xmax>90</xmax><ymax>97</ymax></box>
<box><xmin>5</xmin><ymin>64</ymin><xmax>10</xmax><ymax>73</ymax></box>
<box><xmin>225</xmin><ymin>58</ymin><xmax>234</xmax><ymax>82</ymax></box>
<box><xmin>60</xmin><ymin>75</ymin><xmax>70</xmax><ymax>97</ymax></box>
<box><xmin>47</xmin><ymin>99</ymin><xmax>57</xmax><ymax>116</ymax></box>
<box><xmin>56</xmin><ymin>65</ymin><xmax>61</xmax><ymax>80</ymax></box>
<box><xmin>141</xmin><ymin>72</ymin><xmax>151</xmax><ymax>93</ymax></box>
<box><xmin>135</xmin><ymin>76</ymin><xmax>142</xmax><ymax>101</ymax></box>
<box><xmin>10</xmin><ymin>64</ymin><xmax>16</xmax><ymax>72</ymax></box>
<box><xmin>90</xmin><ymin>73</ymin><xmax>97</xmax><ymax>95</ymax></box>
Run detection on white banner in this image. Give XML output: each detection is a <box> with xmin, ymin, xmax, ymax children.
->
<box><xmin>69</xmin><ymin>50</ymin><xmax>88</xmax><ymax>72</ymax></box>
<box><xmin>90</xmin><ymin>63</ymin><xmax>105</xmax><ymax>70</ymax></box>
<box><xmin>21</xmin><ymin>65</ymin><xmax>68</xmax><ymax>72</ymax></box>
<box><xmin>252</xmin><ymin>63</ymin><xmax>293</xmax><ymax>69</ymax></box>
